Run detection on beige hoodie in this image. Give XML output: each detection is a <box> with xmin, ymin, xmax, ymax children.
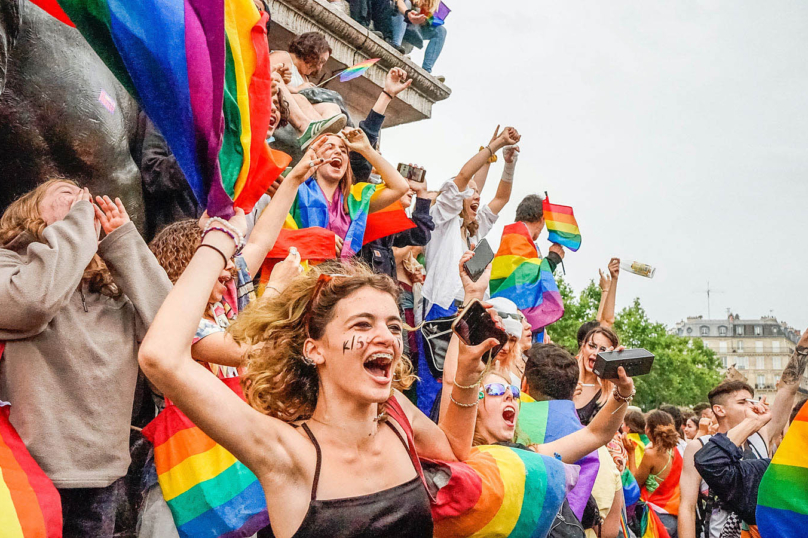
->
<box><xmin>0</xmin><ymin>201</ymin><xmax>171</xmax><ymax>488</ymax></box>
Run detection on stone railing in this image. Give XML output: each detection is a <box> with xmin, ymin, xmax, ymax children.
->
<box><xmin>267</xmin><ymin>0</ymin><xmax>450</xmax><ymax>126</ymax></box>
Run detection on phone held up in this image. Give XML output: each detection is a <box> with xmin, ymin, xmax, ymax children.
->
<box><xmin>397</xmin><ymin>163</ymin><xmax>426</xmax><ymax>183</ymax></box>
<box><xmin>463</xmin><ymin>239</ymin><xmax>495</xmax><ymax>282</ymax></box>
<box><xmin>593</xmin><ymin>348</ymin><xmax>655</xmax><ymax>380</ymax></box>
<box><xmin>451</xmin><ymin>299</ymin><xmax>508</xmax><ymax>363</ymax></box>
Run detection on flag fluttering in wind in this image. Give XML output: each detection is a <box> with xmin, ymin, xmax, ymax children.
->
<box><xmin>490</xmin><ymin>222</ymin><xmax>564</xmax><ymax>331</ymax></box>
<box><xmin>339</xmin><ymin>58</ymin><xmax>380</xmax><ymax>82</ymax></box>
<box><xmin>31</xmin><ymin>0</ymin><xmax>290</xmax><ymax>217</ymax></box>
<box><xmin>542</xmin><ymin>196</ymin><xmax>582</xmax><ymax>252</ymax></box>
<box><xmin>426</xmin><ymin>2</ymin><xmax>451</xmax><ymax>26</ymax></box>
<box><xmin>756</xmin><ymin>399</ymin><xmax>808</xmax><ymax>537</ymax></box>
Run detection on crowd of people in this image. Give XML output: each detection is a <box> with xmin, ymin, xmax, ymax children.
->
<box><xmin>0</xmin><ymin>3</ymin><xmax>806</xmax><ymax>538</ymax></box>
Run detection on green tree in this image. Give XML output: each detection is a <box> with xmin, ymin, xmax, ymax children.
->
<box><xmin>547</xmin><ymin>278</ymin><xmax>722</xmax><ymax>410</ymax></box>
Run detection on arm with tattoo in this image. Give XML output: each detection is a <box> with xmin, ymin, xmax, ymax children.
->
<box><xmin>760</xmin><ymin>336</ymin><xmax>808</xmax><ymax>447</ymax></box>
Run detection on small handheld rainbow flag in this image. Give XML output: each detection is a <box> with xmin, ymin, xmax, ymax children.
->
<box><xmin>542</xmin><ymin>196</ymin><xmax>582</xmax><ymax>252</ymax></box>
<box><xmin>426</xmin><ymin>2</ymin><xmax>451</xmax><ymax>26</ymax></box>
<box><xmin>756</xmin><ymin>399</ymin><xmax>808</xmax><ymax>537</ymax></box>
<box><xmin>142</xmin><ymin>377</ymin><xmax>268</xmax><ymax>538</ymax></box>
<box><xmin>490</xmin><ymin>222</ymin><xmax>565</xmax><ymax>332</ymax></box>
<box><xmin>339</xmin><ymin>58</ymin><xmax>380</xmax><ymax>82</ymax></box>
<box><xmin>32</xmin><ymin>0</ymin><xmax>290</xmax><ymax>217</ymax></box>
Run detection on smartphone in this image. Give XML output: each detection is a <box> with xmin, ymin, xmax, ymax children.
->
<box><xmin>397</xmin><ymin>163</ymin><xmax>426</xmax><ymax>183</ymax></box>
<box><xmin>593</xmin><ymin>348</ymin><xmax>655</xmax><ymax>380</ymax></box>
<box><xmin>451</xmin><ymin>299</ymin><xmax>508</xmax><ymax>362</ymax></box>
<box><xmin>463</xmin><ymin>239</ymin><xmax>495</xmax><ymax>282</ymax></box>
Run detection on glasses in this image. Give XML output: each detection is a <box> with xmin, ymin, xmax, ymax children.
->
<box><xmin>479</xmin><ymin>383</ymin><xmax>520</xmax><ymax>400</ymax></box>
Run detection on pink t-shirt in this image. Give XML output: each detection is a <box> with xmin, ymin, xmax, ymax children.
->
<box><xmin>322</xmin><ymin>184</ymin><xmax>351</xmax><ymax>244</ymax></box>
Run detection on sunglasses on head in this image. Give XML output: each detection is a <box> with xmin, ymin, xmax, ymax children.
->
<box><xmin>479</xmin><ymin>383</ymin><xmax>520</xmax><ymax>400</ymax></box>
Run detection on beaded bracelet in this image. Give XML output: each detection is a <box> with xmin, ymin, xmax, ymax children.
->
<box><xmin>453</xmin><ymin>372</ymin><xmax>485</xmax><ymax>390</ymax></box>
<box><xmin>203</xmin><ymin>218</ymin><xmax>245</xmax><ymax>255</ymax></box>
<box><xmin>450</xmin><ymin>394</ymin><xmax>478</xmax><ymax>408</ymax></box>
<box><xmin>206</xmin><ymin>216</ymin><xmax>245</xmax><ymax>246</ymax></box>
<box><xmin>613</xmin><ymin>386</ymin><xmax>636</xmax><ymax>403</ymax></box>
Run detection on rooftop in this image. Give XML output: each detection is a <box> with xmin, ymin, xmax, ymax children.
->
<box><xmin>267</xmin><ymin>0</ymin><xmax>451</xmax><ymax>127</ymax></box>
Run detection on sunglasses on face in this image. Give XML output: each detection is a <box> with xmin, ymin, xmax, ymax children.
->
<box><xmin>479</xmin><ymin>383</ymin><xmax>520</xmax><ymax>400</ymax></box>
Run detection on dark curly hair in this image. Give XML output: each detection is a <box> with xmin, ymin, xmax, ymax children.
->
<box><xmin>645</xmin><ymin>410</ymin><xmax>680</xmax><ymax>452</ymax></box>
<box><xmin>288</xmin><ymin>32</ymin><xmax>332</xmax><ymax>70</ymax></box>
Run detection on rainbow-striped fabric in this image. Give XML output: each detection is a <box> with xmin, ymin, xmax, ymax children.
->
<box><xmin>429</xmin><ymin>445</ymin><xmax>573</xmax><ymax>538</ymax></box>
<box><xmin>0</xmin><ymin>400</ymin><xmax>62</xmax><ymax>538</ymax></box>
<box><xmin>425</xmin><ymin>1</ymin><xmax>451</xmax><ymax>26</ymax></box>
<box><xmin>490</xmin><ymin>222</ymin><xmax>564</xmax><ymax>332</ymax></box>
<box><xmin>515</xmin><ymin>399</ymin><xmax>599</xmax><ymax>520</ymax></box>
<box><xmin>141</xmin><ymin>377</ymin><xmax>267</xmax><ymax>538</ymax></box>
<box><xmin>339</xmin><ymin>58</ymin><xmax>380</xmax><ymax>82</ymax></box>
<box><xmin>756</xmin><ymin>399</ymin><xmax>808</xmax><ymax>537</ymax></box>
<box><xmin>542</xmin><ymin>197</ymin><xmax>581</xmax><ymax>252</ymax></box>
<box><xmin>33</xmin><ymin>0</ymin><xmax>289</xmax><ymax>217</ymax></box>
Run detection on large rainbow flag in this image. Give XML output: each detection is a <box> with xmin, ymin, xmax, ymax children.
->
<box><xmin>428</xmin><ymin>445</ymin><xmax>574</xmax><ymax>538</ymax></box>
<box><xmin>31</xmin><ymin>0</ymin><xmax>290</xmax><ymax>217</ymax></box>
<box><xmin>756</xmin><ymin>399</ymin><xmax>808</xmax><ymax>537</ymax></box>
<box><xmin>542</xmin><ymin>197</ymin><xmax>581</xmax><ymax>252</ymax></box>
<box><xmin>490</xmin><ymin>222</ymin><xmax>564</xmax><ymax>332</ymax></box>
<box><xmin>141</xmin><ymin>377</ymin><xmax>268</xmax><ymax>538</ymax></box>
<box><xmin>0</xmin><ymin>401</ymin><xmax>62</xmax><ymax>538</ymax></box>
<box><xmin>515</xmin><ymin>399</ymin><xmax>600</xmax><ymax>520</ymax></box>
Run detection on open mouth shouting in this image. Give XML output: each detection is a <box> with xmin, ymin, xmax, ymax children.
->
<box><xmin>469</xmin><ymin>201</ymin><xmax>480</xmax><ymax>213</ymax></box>
<box><xmin>327</xmin><ymin>155</ymin><xmax>344</xmax><ymax>171</ymax></box>
<box><xmin>502</xmin><ymin>405</ymin><xmax>517</xmax><ymax>428</ymax></box>
<box><xmin>363</xmin><ymin>352</ymin><xmax>393</xmax><ymax>385</ymax></box>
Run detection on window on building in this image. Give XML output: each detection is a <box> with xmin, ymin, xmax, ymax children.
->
<box><xmin>756</xmin><ymin>357</ymin><xmax>764</xmax><ymax>369</ymax></box>
<box><xmin>756</xmin><ymin>374</ymin><xmax>765</xmax><ymax>388</ymax></box>
<box><xmin>719</xmin><ymin>341</ymin><xmax>728</xmax><ymax>353</ymax></box>
<box><xmin>700</xmin><ymin>326</ymin><xmax>709</xmax><ymax>336</ymax></box>
<box><xmin>773</xmin><ymin>356</ymin><xmax>782</xmax><ymax>370</ymax></box>
<box><xmin>775</xmin><ymin>374</ymin><xmax>781</xmax><ymax>385</ymax></box>
<box><xmin>687</xmin><ymin>327</ymin><xmax>693</xmax><ymax>334</ymax></box>
<box><xmin>756</xmin><ymin>340</ymin><xmax>763</xmax><ymax>352</ymax></box>
<box><xmin>737</xmin><ymin>340</ymin><xmax>744</xmax><ymax>351</ymax></box>
<box><xmin>736</xmin><ymin>326</ymin><xmax>745</xmax><ymax>336</ymax></box>
<box><xmin>678</xmin><ymin>329</ymin><xmax>683</xmax><ymax>336</ymax></box>
<box><xmin>718</xmin><ymin>326</ymin><xmax>728</xmax><ymax>336</ymax></box>
<box><xmin>772</xmin><ymin>341</ymin><xmax>780</xmax><ymax>352</ymax></box>
<box><xmin>736</xmin><ymin>356</ymin><xmax>748</xmax><ymax>369</ymax></box>
<box><xmin>721</xmin><ymin>356</ymin><xmax>728</xmax><ymax>368</ymax></box>
<box><xmin>754</xmin><ymin>325</ymin><xmax>762</xmax><ymax>335</ymax></box>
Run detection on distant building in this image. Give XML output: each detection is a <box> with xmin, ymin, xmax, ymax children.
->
<box><xmin>674</xmin><ymin>313</ymin><xmax>807</xmax><ymax>400</ymax></box>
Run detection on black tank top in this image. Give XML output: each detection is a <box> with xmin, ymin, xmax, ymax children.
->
<box><xmin>262</xmin><ymin>420</ymin><xmax>433</xmax><ymax>538</ymax></box>
<box><xmin>576</xmin><ymin>389</ymin><xmax>603</xmax><ymax>426</ymax></box>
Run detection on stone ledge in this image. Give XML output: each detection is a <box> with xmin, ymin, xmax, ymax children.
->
<box><xmin>267</xmin><ymin>0</ymin><xmax>450</xmax><ymax>127</ymax></box>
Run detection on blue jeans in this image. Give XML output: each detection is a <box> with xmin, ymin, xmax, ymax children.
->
<box><xmin>416</xmin><ymin>301</ymin><xmax>458</xmax><ymax>415</ymax></box>
<box><xmin>391</xmin><ymin>16</ymin><xmax>447</xmax><ymax>73</ymax></box>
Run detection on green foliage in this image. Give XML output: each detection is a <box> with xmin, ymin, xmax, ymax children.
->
<box><xmin>549</xmin><ymin>278</ymin><xmax>723</xmax><ymax>410</ymax></box>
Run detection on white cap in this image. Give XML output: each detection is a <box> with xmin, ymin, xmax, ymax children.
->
<box><xmin>487</xmin><ymin>297</ymin><xmax>523</xmax><ymax>339</ymax></box>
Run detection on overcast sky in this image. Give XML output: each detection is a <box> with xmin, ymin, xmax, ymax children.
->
<box><xmin>382</xmin><ymin>0</ymin><xmax>808</xmax><ymax>332</ymax></box>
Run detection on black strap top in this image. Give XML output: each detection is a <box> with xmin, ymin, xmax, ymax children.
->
<box><xmin>262</xmin><ymin>420</ymin><xmax>433</xmax><ymax>538</ymax></box>
<box><xmin>576</xmin><ymin>389</ymin><xmax>604</xmax><ymax>426</ymax></box>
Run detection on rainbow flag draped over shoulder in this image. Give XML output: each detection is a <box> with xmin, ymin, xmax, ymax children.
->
<box><xmin>0</xmin><ymin>401</ymin><xmax>62</xmax><ymax>538</ymax></box>
<box><xmin>490</xmin><ymin>222</ymin><xmax>564</xmax><ymax>332</ymax></box>
<box><xmin>141</xmin><ymin>377</ymin><xmax>268</xmax><ymax>538</ymax></box>
<box><xmin>32</xmin><ymin>0</ymin><xmax>289</xmax><ymax>217</ymax></box>
<box><xmin>756</xmin><ymin>399</ymin><xmax>808</xmax><ymax>537</ymax></box>
<box><xmin>428</xmin><ymin>445</ymin><xmax>574</xmax><ymax>538</ymax></box>
<box><xmin>542</xmin><ymin>197</ymin><xmax>581</xmax><ymax>252</ymax></box>
<box><xmin>515</xmin><ymin>399</ymin><xmax>600</xmax><ymax>521</ymax></box>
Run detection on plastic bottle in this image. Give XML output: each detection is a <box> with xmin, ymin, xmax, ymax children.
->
<box><xmin>620</xmin><ymin>261</ymin><xmax>656</xmax><ymax>278</ymax></box>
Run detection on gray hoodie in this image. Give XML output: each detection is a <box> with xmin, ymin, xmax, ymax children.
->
<box><xmin>0</xmin><ymin>201</ymin><xmax>171</xmax><ymax>488</ymax></box>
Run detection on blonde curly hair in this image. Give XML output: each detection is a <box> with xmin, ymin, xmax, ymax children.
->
<box><xmin>148</xmin><ymin>219</ymin><xmax>202</xmax><ymax>284</ymax></box>
<box><xmin>230</xmin><ymin>260</ymin><xmax>414</xmax><ymax>422</ymax></box>
<box><xmin>0</xmin><ymin>179</ymin><xmax>120</xmax><ymax>297</ymax></box>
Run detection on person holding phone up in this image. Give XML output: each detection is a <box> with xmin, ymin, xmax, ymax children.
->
<box><xmin>416</xmin><ymin>126</ymin><xmax>520</xmax><ymax>414</ymax></box>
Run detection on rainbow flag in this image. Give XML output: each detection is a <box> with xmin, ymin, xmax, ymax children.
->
<box><xmin>339</xmin><ymin>58</ymin><xmax>380</xmax><ymax>82</ymax></box>
<box><xmin>429</xmin><ymin>445</ymin><xmax>573</xmax><ymax>538</ymax></box>
<box><xmin>141</xmin><ymin>377</ymin><xmax>268</xmax><ymax>538</ymax></box>
<box><xmin>490</xmin><ymin>222</ymin><xmax>564</xmax><ymax>332</ymax></box>
<box><xmin>515</xmin><ymin>399</ymin><xmax>599</xmax><ymax>520</ymax></box>
<box><xmin>33</xmin><ymin>0</ymin><xmax>289</xmax><ymax>217</ymax></box>
<box><xmin>426</xmin><ymin>1</ymin><xmax>451</xmax><ymax>26</ymax></box>
<box><xmin>756</xmin><ymin>399</ymin><xmax>808</xmax><ymax>537</ymax></box>
<box><xmin>542</xmin><ymin>196</ymin><xmax>581</xmax><ymax>252</ymax></box>
<box><xmin>0</xmin><ymin>401</ymin><xmax>62</xmax><ymax>538</ymax></box>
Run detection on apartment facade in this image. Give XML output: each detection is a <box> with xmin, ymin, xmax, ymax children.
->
<box><xmin>674</xmin><ymin>314</ymin><xmax>806</xmax><ymax>399</ymax></box>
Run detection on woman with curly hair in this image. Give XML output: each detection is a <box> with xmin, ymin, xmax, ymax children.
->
<box><xmin>139</xmin><ymin>203</ymin><xmax>499</xmax><ymax>536</ymax></box>
<box><xmin>0</xmin><ymin>179</ymin><xmax>171</xmax><ymax>536</ymax></box>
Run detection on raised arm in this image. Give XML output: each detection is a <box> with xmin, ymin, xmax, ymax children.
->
<box><xmin>454</xmin><ymin>127</ymin><xmax>518</xmax><ymax>192</ymax></box>
<box><xmin>340</xmin><ymin>128</ymin><xmax>409</xmax><ymax>213</ymax></box>
<box><xmin>486</xmin><ymin>144</ymin><xmax>520</xmax><ymax>215</ymax></box>
<box><xmin>597</xmin><ymin>258</ymin><xmax>620</xmax><ymax>328</ymax></box>
<box><xmin>472</xmin><ymin>125</ymin><xmax>501</xmax><ymax>193</ymax></box>
<box><xmin>533</xmin><ymin>368</ymin><xmax>634</xmax><ymax>464</ymax></box>
<box><xmin>760</xmin><ymin>331</ymin><xmax>808</xmax><ymax>448</ymax></box>
<box><xmin>678</xmin><ymin>439</ymin><xmax>704</xmax><ymax>538</ymax></box>
<box><xmin>138</xmin><ymin>210</ymin><xmax>300</xmax><ymax>478</ymax></box>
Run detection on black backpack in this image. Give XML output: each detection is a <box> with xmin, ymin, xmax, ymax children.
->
<box><xmin>548</xmin><ymin>498</ymin><xmax>586</xmax><ymax>538</ymax></box>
